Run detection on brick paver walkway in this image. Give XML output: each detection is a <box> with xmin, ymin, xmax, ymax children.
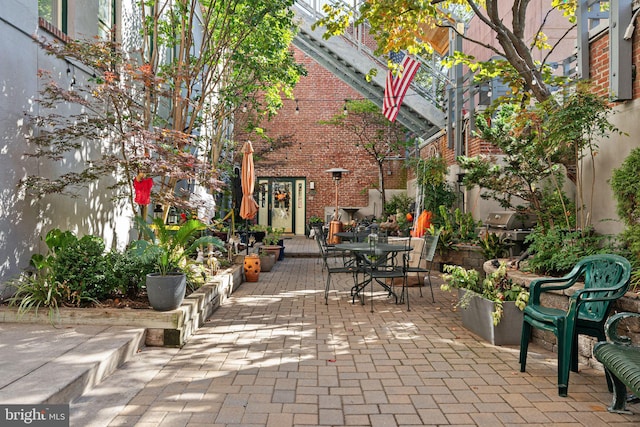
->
<box><xmin>109</xmin><ymin>237</ymin><xmax>640</xmax><ymax>426</ymax></box>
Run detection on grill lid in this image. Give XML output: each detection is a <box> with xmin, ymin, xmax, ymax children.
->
<box><xmin>484</xmin><ymin>211</ymin><xmax>536</xmax><ymax>230</ymax></box>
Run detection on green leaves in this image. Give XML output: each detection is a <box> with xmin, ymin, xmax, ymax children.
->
<box><xmin>27</xmin><ymin>0</ymin><xmax>305</xmax><ymax>208</ymax></box>
<box><xmin>611</xmin><ymin>147</ymin><xmax>640</xmax><ymax>227</ymax></box>
<box><xmin>131</xmin><ymin>217</ymin><xmax>224</xmax><ymax>276</ymax></box>
<box><xmin>442</xmin><ymin>262</ymin><xmax>528</xmax><ymax>325</ymax></box>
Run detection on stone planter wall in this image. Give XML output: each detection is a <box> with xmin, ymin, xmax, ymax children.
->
<box><xmin>0</xmin><ymin>265</ymin><xmax>244</xmax><ymax>348</ymax></box>
<box><xmin>484</xmin><ymin>261</ymin><xmax>640</xmax><ymax>369</ymax></box>
<box><xmin>435</xmin><ymin>244</ymin><xmax>486</xmax><ymax>278</ymax></box>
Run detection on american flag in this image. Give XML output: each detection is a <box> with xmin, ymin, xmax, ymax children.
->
<box><xmin>383</xmin><ymin>51</ymin><xmax>421</xmax><ymax>122</ymax></box>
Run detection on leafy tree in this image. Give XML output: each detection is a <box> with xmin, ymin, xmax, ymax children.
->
<box><xmin>25</xmin><ymin>0</ymin><xmax>305</xmax><ymax>216</ymax></box>
<box><xmin>459</xmin><ymin>82</ymin><xmax>618</xmax><ymax>231</ymax></box>
<box><xmin>411</xmin><ymin>156</ymin><xmax>457</xmax><ymax>224</ymax></box>
<box><xmin>320</xmin><ymin>99</ymin><xmax>413</xmax><ymax>209</ymax></box>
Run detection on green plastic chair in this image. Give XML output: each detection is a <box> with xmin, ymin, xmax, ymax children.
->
<box><xmin>519</xmin><ymin>254</ymin><xmax>631</xmax><ymax>397</ymax></box>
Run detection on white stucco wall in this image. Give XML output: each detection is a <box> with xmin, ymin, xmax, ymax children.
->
<box><xmin>0</xmin><ymin>1</ymin><xmax>42</xmax><ymax>292</ymax></box>
<box><xmin>0</xmin><ymin>1</ymin><xmax>136</xmax><ymax>290</ymax></box>
<box><xmin>582</xmin><ymin>98</ymin><xmax>640</xmax><ymax>237</ymax></box>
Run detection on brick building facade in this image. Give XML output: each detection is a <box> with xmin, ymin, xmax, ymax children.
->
<box><xmin>236</xmin><ymin>48</ymin><xmax>408</xmax><ymax>234</ymax></box>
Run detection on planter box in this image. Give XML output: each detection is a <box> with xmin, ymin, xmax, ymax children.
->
<box><xmin>458</xmin><ymin>289</ymin><xmax>523</xmax><ymax>346</ymax></box>
<box><xmin>0</xmin><ymin>265</ymin><xmax>244</xmax><ymax>348</ymax></box>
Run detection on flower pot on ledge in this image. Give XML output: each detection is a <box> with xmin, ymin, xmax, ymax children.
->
<box><xmin>458</xmin><ymin>289</ymin><xmax>524</xmax><ymax>346</ymax></box>
<box><xmin>146</xmin><ymin>273</ymin><xmax>186</xmax><ymax>311</ymax></box>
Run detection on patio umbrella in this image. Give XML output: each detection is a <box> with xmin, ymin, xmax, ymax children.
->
<box><xmin>239</xmin><ymin>140</ymin><xmax>259</xmax><ymax>220</ymax></box>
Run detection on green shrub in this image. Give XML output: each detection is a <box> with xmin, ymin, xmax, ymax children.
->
<box><xmin>439</xmin><ymin>205</ymin><xmax>480</xmax><ymax>245</ymax></box>
<box><xmin>105</xmin><ymin>250</ymin><xmax>155</xmax><ymax>298</ymax></box>
<box><xmin>51</xmin><ymin>234</ymin><xmax>115</xmax><ymax>301</ymax></box>
<box><xmin>384</xmin><ymin>193</ymin><xmax>414</xmax><ymax>217</ymax></box>
<box><xmin>8</xmin><ymin>270</ymin><xmax>69</xmax><ymax>324</ymax></box>
<box><xmin>611</xmin><ymin>147</ymin><xmax>640</xmax><ymax>291</ymax></box>
<box><xmin>422</xmin><ymin>184</ymin><xmax>457</xmax><ymax>227</ymax></box>
<box><xmin>524</xmin><ymin>227</ymin><xmax>610</xmax><ymax>276</ymax></box>
<box><xmin>478</xmin><ymin>232</ymin><xmax>512</xmax><ymax>260</ymax></box>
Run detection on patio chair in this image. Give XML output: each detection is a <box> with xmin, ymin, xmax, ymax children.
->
<box><xmin>315</xmin><ymin>232</ymin><xmax>358</xmax><ymax>304</ymax></box>
<box><xmin>519</xmin><ymin>254</ymin><xmax>631</xmax><ymax>397</ymax></box>
<box><xmin>402</xmin><ymin>232</ymin><xmax>440</xmax><ymax>306</ymax></box>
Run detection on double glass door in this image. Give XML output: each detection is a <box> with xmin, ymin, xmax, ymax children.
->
<box><xmin>256</xmin><ymin>178</ymin><xmax>305</xmax><ymax>235</ymax></box>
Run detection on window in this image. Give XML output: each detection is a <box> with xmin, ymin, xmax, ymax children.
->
<box><xmin>98</xmin><ymin>0</ymin><xmax>116</xmax><ymax>41</ymax></box>
<box><xmin>39</xmin><ymin>0</ymin><xmax>67</xmax><ymax>34</ymax></box>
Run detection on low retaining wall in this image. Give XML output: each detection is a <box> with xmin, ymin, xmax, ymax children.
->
<box><xmin>435</xmin><ymin>244</ymin><xmax>486</xmax><ymax>278</ymax></box>
<box><xmin>484</xmin><ymin>261</ymin><xmax>640</xmax><ymax>368</ymax></box>
<box><xmin>0</xmin><ymin>265</ymin><xmax>244</xmax><ymax>347</ymax></box>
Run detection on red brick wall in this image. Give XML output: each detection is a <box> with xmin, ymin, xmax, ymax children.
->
<box><xmin>589</xmin><ymin>32</ymin><xmax>610</xmax><ymax>97</ymax></box>
<box><xmin>235</xmin><ymin>48</ymin><xmax>407</xmax><ymax>220</ymax></box>
<box><xmin>589</xmin><ymin>29</ymin><xmax>640</xmax><ymax>102</ymax></box>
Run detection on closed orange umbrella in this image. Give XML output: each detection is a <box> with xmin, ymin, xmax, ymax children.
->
<box><xmin>240</xmin><ymin>140</ymin><xmax>259</xmax><ymax>220</ymax></box>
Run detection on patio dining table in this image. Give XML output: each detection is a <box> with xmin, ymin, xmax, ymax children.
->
<box><xmin>334</xmin><ymin>241</ymin><xmax>412</xmax><ymax>311</ymax></box>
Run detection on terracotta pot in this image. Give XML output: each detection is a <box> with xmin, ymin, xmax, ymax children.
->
<box><xmin>243</xmin><ymin>254</ymin><xmax>261</xmax><ymax>282</ymax></box>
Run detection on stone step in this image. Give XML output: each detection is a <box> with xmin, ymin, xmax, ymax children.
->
<box><xmin>0</xmin><ymin>324</ymin><xmax>145</xmax><ymax>404</ymax></box>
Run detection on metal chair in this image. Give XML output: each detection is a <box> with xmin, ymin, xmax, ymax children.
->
<box><xmin>519</xmin><ymin>254</ymin><xmax>632</xmax><ymax>397</ymax></box>
<box><xmin>314</xmin><ymin>232</ymin><xmax>357</xmax><ymax>304</ymax></box>
<box><xmin>402</xmin><ymin>232</ymin><xmax>440</xmax><ymax>306</ymax></box>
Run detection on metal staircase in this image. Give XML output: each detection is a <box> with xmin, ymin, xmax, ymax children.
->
<box><xmin>292</xmin><ymin>1</ymin><xmax>446</xmax><ymax>139</ymax></box>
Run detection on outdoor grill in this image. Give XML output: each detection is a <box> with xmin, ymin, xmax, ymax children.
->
<box><xmin>480</xmin><ymin>211</ymin><xmax>537</xmax><ymax>256</ymax></box>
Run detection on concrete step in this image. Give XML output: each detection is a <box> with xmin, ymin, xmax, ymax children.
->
<box><xmin>0</xmin><ymin>324</ymin><xmax>145</xmax><ymax>404</ymax></box>
<box><xmin>70</xmin><ymin>344</ymin><xmax>178</xmax><ymax>426</ymax></box>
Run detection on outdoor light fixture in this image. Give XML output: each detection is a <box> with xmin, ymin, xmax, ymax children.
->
<box><xmin>326</xmin><ymin>167</ymin><xmax>348</xmax><ymax>181</ymax></box>
<box><xmin>153</xmin><ymin>204</ymin><xmax>163</xmax><ymax>219</ymax></box>
<box><xmin>325</xmin><ymin>168</ymin><xmax>349</xmax><ymax>243</ymax></box>
<box><xmin>295</xmin><ymin>99</ymin><xmax>300</xmax><ymax>115</ymax></box>
<box><xmin>625</xmin><ymin>8</ymin><xmax>640</xmax><ymax>40</ymax></box>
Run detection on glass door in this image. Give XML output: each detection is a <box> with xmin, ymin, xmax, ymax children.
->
<box><xmin>270</xmin><ymin>180</ymin><xmax>293</xmax><ymax>232</ymax></box>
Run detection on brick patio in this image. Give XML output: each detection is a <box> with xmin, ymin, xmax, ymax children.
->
<box><xmin>98</xmin><ymin>236</ymin><xmax>640</xmax><ymax>426</ymax></box>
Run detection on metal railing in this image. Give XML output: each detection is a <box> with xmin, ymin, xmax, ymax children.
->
<box><xmin>294</xmin><ymin>0</ymin><xmax>448</xmax><ymax>110</ymax></box>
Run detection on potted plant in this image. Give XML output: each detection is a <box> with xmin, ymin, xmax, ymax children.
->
<box><xmin>130</xmin><ymin>217</ymin><xmax>224</xmax><ymax>311</ymax></box>
<box><xmin>209</xmin><ymin>219</ymin><xmax>230</xmax><ymax>242</ymax></box>
<box><xmin>308</xmin><ymin>216</ymin><xmax>324</xmax><ymax>227</ymax></box>
<box><xmin>262</xmin><ymin>227</ymin><xmax>284</xmax><ymax>261</ymax></box>
<box><xmin>441</xmin><ymin>262</ymin><xmax>529</xmax><ymax>345</ymax></box>
<box><xmin>258</xmin><ymin>247</ymin><xmax>276</xmax><ymax>272</ymax></box>
<box><xmin>249</xmin><ymin>223</ymin><xmax>268</xmax><ymax>243</ymax></box>
<box><xmin>307</xmin><ymin>216</ymin><xmax>324</xmax><ymax>238</ymax></box>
